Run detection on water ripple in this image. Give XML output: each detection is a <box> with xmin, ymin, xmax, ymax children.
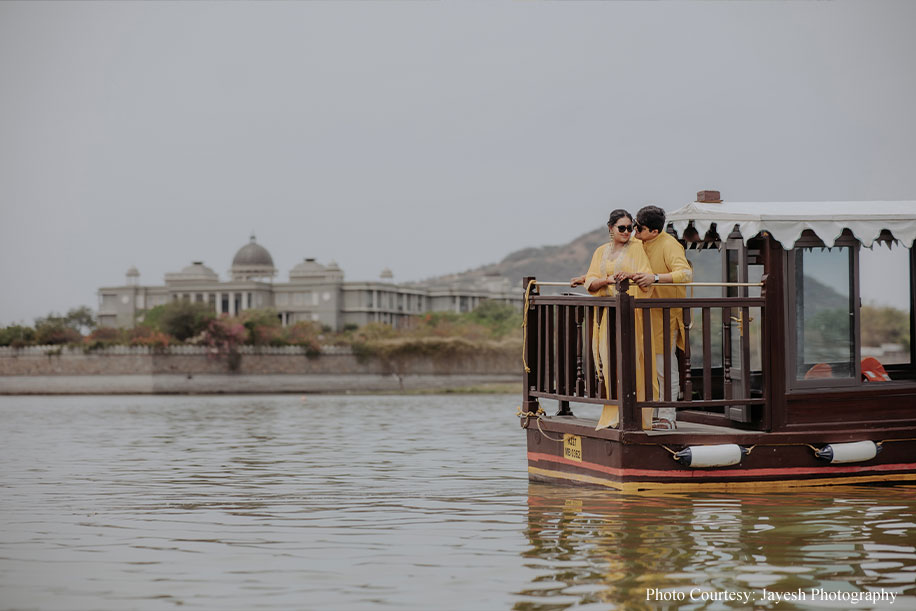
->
<box><xmin>1</xmin><ymin>395</ymin><xmax>914</xmax><ymax>610</ymax></box>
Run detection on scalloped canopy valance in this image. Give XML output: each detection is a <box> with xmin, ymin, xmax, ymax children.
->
<box><xmin>667</xmin><ymin>201</ymin><xmax>916</xmax><ymax>248</ymax></box>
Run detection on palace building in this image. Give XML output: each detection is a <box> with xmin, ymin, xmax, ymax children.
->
<box><xmin>97</xmin><ymin>235</ymin><xmax>520</xmax><ymax>330</ymax></box>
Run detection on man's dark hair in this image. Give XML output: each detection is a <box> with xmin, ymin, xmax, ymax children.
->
<box><xmin>636</xmin><ymin>205</ymin><xmax>666</xmax><ymax>233</ymax></box>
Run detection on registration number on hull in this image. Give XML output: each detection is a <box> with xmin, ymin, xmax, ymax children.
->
<box><xmin>563</xmin><ymin>434</ymin><xmax>583</xmax><ymax>462</ymax></box>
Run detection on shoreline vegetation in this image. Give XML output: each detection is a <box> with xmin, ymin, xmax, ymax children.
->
<box><xmin>0</xmin><ymin>383</ymin><xmax>523</xmax><ymax>397</ymax></box>
<box><xmin>0</xmin><ymin>302</ymin><xmax>523</xmax><ymax>395</ymax></box>
<box><xmin>375</xmin><ymin>382</ymin><xmax>521</xmax><ymax>395</ymax></box>
<box><xmin>0</xmin><ymin>300</ymin><xmax>522</xmax><ymax>360</ymax></box>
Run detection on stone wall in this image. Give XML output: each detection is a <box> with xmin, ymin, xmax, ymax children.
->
<box><xmin>0</xmin><ymin>345</ymin><xmax>520</xmax><ymax>394</ymax></box>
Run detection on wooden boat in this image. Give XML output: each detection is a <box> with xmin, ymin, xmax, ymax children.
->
<box><xmin>520</xmin><ymin>192</ymin><xmax>916</xmax><ymax>492</ymax></box>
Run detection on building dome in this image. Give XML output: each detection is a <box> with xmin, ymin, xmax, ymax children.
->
<box><xmin>126</xmin><ymin>266</ymin><xmax>140</xmax><ymax>286</ymax></box>
<box><xmin>164</xmin><ymin>261</ymin><xmax>219</xmax><ymax>284</ymax></box>
<box><xmin>231</xmin><ymin>235</ymin><xmax>277</xmax><ymax>281</ymax></box>
<box><xmin>181</xmin><ymin>261</ymin><xmax>218</xmax><ymax>278</ymax></box>
<box><xmin>232</xmin><ymin>234</ymin><xmax>275</xmax><ymax>267</ymax></box>
<box><xmin>289</xmin><ymin>258</ymin><xmax>325</xmax><ymax>279</ymax></box>
<box><xmin>289</xmin><ymin>258</ymin><xmax>345</xmax><ymax>283</ymax></box>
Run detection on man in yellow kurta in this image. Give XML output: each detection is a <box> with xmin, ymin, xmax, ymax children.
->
<box><xmin>631</xmin><ymin>205</ymin><xmax>693</xmax><ymax>429</ymax></box>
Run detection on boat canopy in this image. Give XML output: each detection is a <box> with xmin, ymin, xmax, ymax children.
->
<box><xmin>667</xmin><ymin>201</ymin><xmax>916</xmax><ymax>248</ymax></box>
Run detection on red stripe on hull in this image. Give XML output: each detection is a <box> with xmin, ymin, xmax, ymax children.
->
<box><xmin>527</xmin><ymin>451</ymin><xmax>916</xmax><ymax>481</ymax></box>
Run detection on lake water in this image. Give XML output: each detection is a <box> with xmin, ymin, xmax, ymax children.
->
<box><xmin>1</xmin><ymin>394</ymin><xmax>914</xmax><ymax>610</ymax></box>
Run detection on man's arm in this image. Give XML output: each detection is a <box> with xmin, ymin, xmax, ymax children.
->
<box><xmin>632</xmin><ymin>239</ymin><xmax>692</xmax><ymax>288</ymax></box>
<box><xmin>665</xmin><ymin>240</ymin><xmax>692</xmax><ymax>283</ymax></box>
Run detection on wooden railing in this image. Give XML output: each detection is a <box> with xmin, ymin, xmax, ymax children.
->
<box><xmin>522</xmin><ymin>277</ymin><xmax>768</xmax><ymax>431</ymax></box>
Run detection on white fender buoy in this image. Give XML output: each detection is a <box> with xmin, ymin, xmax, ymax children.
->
<box><xmin>674</xmin><ymin>444</ymin><xmax>745</xmax><ymax>468</ymax></box>
<box><xmin>815</xmin><ymin>440</ymin><xmax>880</xmax><ymax>464</ymax></box>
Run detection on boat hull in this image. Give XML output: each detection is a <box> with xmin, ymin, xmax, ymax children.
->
<box><xmin>524</xmin><ymin>418</ymin><xmax>916</xmax><ymax>493</ymax></box>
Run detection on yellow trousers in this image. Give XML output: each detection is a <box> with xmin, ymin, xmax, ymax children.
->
<box><xmin>593</xmin><ymin>306</ymin><xmax>657</xmax><ymax>430</ymax></box>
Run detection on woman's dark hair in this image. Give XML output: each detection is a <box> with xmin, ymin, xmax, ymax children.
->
<box><xmin>607</xmin><ymin>209</ymin><xmax>633</xmax><ymax>227</ymax></box>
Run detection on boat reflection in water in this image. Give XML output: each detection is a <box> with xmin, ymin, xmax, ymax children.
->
<box><xmin>518</xmin><ymin>483</ymin><xmax>916</xmax><ymax>609</ymax></box>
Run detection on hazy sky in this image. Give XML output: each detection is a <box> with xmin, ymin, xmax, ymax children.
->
<box><xmin>2</xmin><ymin>1</ymin><xmax>915</xmax><ymax>325</ymax></box>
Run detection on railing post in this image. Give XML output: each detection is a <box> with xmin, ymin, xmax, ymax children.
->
<box><xmin>683</xmin><ymin>307</ymin><xmax>693</xmax><ymax>401</ymax></box>
<box><xmin>615</xmin><ymin>280</ymin><xmax>639</xmax><ymax>431</ymax></box>
<box><xmin>723</xmin><ymin>306</ymin><xmax>733</xmax><ymax>400</ymax></box>
<box><xmin>522</xmin><ymin>276</ymin><xmax>540</xmax><ymax>414</ymax></box>
<box><xmin>662</xmin><ymin>308</ymin><xmax>672</xmax><ymax>402</ymax></box>
<box><xmin>555</xmin><ymin>304</ymin><xmax>577</xmax><ymax>416</ymax></box>
<box><xmin>554</xmin><ymin>304</ymin><xmax>570</xmax><ymax>416</ymax></box>
<box><xmin>760</xmin><ymin>271</ymin><xmax>776</xmax><ymax>430</ymax></box>
<box><xmin>555</xmin><ymin>305</ymin><xmax>566</xmax><ymax>395</ymax></box>
<box><xmin>575</xmin><ymin>306</ymin><xmax>585</xmax><ymax>396</ymax></box>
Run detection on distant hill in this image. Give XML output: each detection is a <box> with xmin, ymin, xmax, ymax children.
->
<box><xmin>422</xmin><ymin>229</ymin><xmax>848</xmax><ymax>312</ymax></box>
<box><xmin>420</xmin><ymin>226</ymin><xmax>608</xmax><ymax>290</ymax></box>
<box><xmin>800</xmin><ymin>274</ymin><xmax>851</xmax><ymax>315</ymax></box>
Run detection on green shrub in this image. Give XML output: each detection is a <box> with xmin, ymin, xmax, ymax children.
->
<box><xmin>201</xmin><ymin>318</ymin><xmax>247</xmax><ymax>371</ymax></box>
<box><xmin>129</xmin><ymin>327</ymin><xmax>171</xmax><ymax>349</ymax></box>
<box><xmin>861</xmin><ymin>305</ymin><xmax>910</xmax><ymax>351</ymax></box>
<box><xmin>83</xmin><ymin>327</ymin><xmax>126</xmax><ymax>351</ymax></box>
<box><xmin>356</xmin><ymin>322</ymin><xmax>399</xmax><ymax>341</ymax></box>
<box><xmin>63</xmin><ymin>306</ymin><xmax>96</xmax><ymax>334</ymax></box>
<box><xmin>33</xmin><ymin>306</ymin><xmax>96</xmax><ymax>337</ymax></box>
<box><xmin>140</xmin><ymin>301</ymin><xmax>215</xmax><ymax>342</ymax></box>
<box><xmin>466</xmin><ymin>301</ymin><xmax>521</xmax><ymax>338</ymax></box>
<box><xmin>34</xmin><ymin>321</ymin><xmax>82</xmax><ymax>345</ymax></box>
<box><xmin>239</xmin><ymin>308</ymin><xmax>283</xmax><ymax>345</ymax></box>
<box><xmin>0</xmin><ymin>325</ymin><xmax>36</xmax><ymax>347</ymax></box>
<box><xmin>285</xmin><ymin>321</ymin><xmax>322</xmax><ymax>353</ymax></box>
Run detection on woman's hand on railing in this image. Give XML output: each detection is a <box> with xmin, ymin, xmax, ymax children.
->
<box><xmin>582</xmin><ymin>276</ymin><xmax>614</xmax><ymax>291</ymax></box>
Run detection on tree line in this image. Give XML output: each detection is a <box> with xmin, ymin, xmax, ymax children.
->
<box><xmin>0</xmin><ymin>301</ymin><xmax>523</xmax><ymax>356</ymax></box>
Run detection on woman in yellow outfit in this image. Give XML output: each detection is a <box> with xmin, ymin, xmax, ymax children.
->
<box><xmin>580</xmin><ymin>209</ymin><xmax>657</xmax><ymax>430</ymax></box>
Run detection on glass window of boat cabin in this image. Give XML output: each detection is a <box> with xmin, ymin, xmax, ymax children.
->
<box><xmin>685</xmin><ymin>241</ymin><xmax>723</xmax><ymax>373</ymax></box>
<box><xmin>682</xmin><ymin>225</ymin><xmax>725</xmax><ymax>382</ymax></box>
<box><xmin>788</xmin><ymin>230</ymin><xmax>914</xmax><ymax>386</ymax></box>
<box><xmin>860</xmin><ymin>236</ymin><xmax>913</xmax><ymax>369</ymax></box>
<box><xmin>684</xmin><ymin>228</ymin><xmax>765</xmax><ymax>382</ymax></box>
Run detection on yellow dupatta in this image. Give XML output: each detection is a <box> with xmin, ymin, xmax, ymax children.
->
<box><xmin>584</xmin><ymin>240</ymin><xmax>657</xmax><ymax>429</ymax></box>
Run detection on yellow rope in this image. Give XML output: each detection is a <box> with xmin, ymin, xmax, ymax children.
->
<box><xmin>515</xmin><ymin>405</ymin><xmax>545</xmax><ymax>418</ymax></box>
<box><xmin>536</xmin><ymin>417</ymin><xmax>566</xmax><ymax>442</ymax></box>
<box><xmin>521</xmin><ymin>279</ymin><xmax>537</xmax><ymax>373</ymax></box>
<box><xmin>517</xmin><ymin>288</ymin><xmax>564</xmax><ymax>445</ymax></box>
<box><xmin>515</xmin><ymin>404</ymin><xmax>564</xmax><ymax>442</ymax></box>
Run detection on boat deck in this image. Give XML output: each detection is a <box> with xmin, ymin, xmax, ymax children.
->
<box><xmin>549</xmin><ymin>415</ymin><xmax>749</xmax><ymax>436</ymax></box>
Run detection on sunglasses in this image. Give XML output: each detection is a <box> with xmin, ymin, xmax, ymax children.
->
<box><xmin>611</xmin><ymin>224</ymin><xmax>633</xmax><ymax>233</ymax></box>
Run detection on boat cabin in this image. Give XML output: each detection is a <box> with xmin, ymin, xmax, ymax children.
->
<box><xmin>521</xmin><ymin>193</ymin><xmax>916</xmax><ymax>435</ymax></box>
